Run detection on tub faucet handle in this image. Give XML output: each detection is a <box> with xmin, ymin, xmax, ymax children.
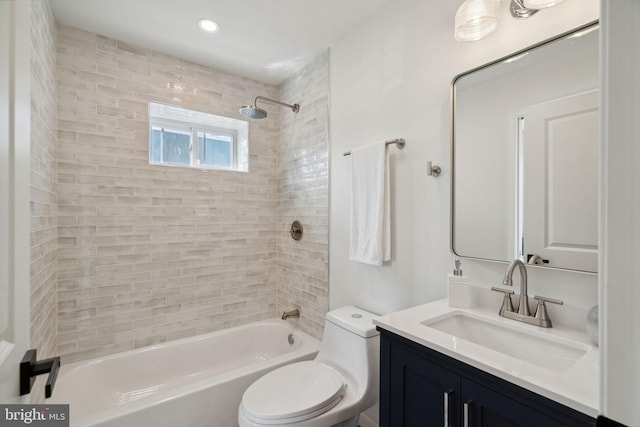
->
<box><xmin>281</xmin><ymin>309</ymin><xmax>300</xmax><ymax>320</ymax></box>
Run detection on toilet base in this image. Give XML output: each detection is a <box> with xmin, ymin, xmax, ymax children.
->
<box><xmin>334</xmin><ymin>415</ymin><xmax>359</xmax><ymax>427</ymax></box>
<box><xmin>239</xmin><ymin>411</ymin><xmax>361</xmax><ymax>427</ymax></box>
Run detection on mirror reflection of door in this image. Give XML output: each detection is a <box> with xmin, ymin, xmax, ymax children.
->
<box><xmin>520</xmin><ymin>90</ymin><xmax>599</xmax><ymax>272</ymax></box>
<box><xmin>451</xmin><ymin>23</ymin><xmax>599</xmax><ymax>273</ymax></box>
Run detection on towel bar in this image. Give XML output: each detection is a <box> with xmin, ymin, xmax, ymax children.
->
<box><xmin>343</xmin><ymin>138</ymin><xmax>405</xmax><ymax>156</ymax></box>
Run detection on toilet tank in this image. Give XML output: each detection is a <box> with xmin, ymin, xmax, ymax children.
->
<box><xmin>316</xmin><ymin>306</ymin><xmax>380</xmax><ymax>405</ymax></box>
<box><xmin>325</xmin><ymin>306</ymin><xmax>379</xmax><ymax>338</ymax></box>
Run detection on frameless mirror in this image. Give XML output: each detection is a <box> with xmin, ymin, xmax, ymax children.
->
<box><xmin>451</xmin><ymin>22</ymin><xmax>599</xmax><ymax>273</ymax></box>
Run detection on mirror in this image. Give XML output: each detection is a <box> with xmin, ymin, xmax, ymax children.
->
<box><xmin>452</xmin><ymin>22</ymin><xmax>599</xmax><ymax>273</ymax></box>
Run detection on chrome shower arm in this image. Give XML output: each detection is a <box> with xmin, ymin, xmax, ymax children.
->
<box><xmin>254</xmin><ymin>96</ymin><xmax>300</xmax><ymax>113</ymax></box>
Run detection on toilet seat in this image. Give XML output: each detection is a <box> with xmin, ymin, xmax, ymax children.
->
<box><xmin>240</xmin><ymin>361</ymin><xmax>345</xmax><ymax>425</ymax></box>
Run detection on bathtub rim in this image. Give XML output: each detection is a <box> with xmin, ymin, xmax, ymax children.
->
<box><xmin>50</xmin><ymin>318</ymin><xmax>320</xmax><ymax>426</ymax></box>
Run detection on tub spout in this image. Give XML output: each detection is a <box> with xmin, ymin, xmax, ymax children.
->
<box><xmin>281</xmin><ymin>309</ymin><xmax>300</xmax><ymax>320</ymax></box>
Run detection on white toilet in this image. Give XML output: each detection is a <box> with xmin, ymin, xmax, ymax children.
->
<box><xmin>238</xmin><ymin>306</ymin><xmax>380</xmax><ymax>427</ymax></box>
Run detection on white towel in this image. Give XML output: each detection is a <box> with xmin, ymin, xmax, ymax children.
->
<box><xmin>349</xmin><ymin>142</ymin><xmax>391</xmax><ymax>265</ymax></box>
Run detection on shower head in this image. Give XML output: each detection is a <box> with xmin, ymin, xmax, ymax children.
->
<box><xmin>239</xmin><ymin>96</ymin><xmax>300</xmax><ymax>120</ymax></box>
<box><xmin>239</xmin><ymin>105</ymin><xmax>268</xmax><ymax>119</ymax></box>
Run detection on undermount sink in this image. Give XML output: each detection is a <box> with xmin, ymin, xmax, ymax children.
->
<box><xmin>421</xmin><ymin>312</ymin><xmax>588</xmax><ymax>372</ymax></box>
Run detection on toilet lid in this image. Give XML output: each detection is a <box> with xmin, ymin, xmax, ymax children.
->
<box><xmin>241</xmin><ymin>361</ymin><xmax>344</xmax><ymax>424</ymax></box>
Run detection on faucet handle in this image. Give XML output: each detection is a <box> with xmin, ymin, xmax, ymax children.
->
<box><xmin>491</xmin><ymin>287</ymin><xmax>515</xmax><ymax>316</ymax></box>
<box><xmin>533</xmin><ymin>295</ymin><xmax>563</xmax><ymax>328</ymax></box>
<box><xmin>534</xmin><ymin>295</ymin><xmax>563</xmax><ymax>306</ymax></box>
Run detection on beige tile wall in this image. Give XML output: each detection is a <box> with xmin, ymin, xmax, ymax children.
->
<box><xmin>56</xmin><ymin>25</ymin><xmax>283</xmax><ymax>362</ymax></box>
<box><xmin>277</xmin><ymin>51</ymin><xmax>330</xmax><ymax>339</ymax></box>
<box><xmin>30</xmin><ymin>0</ymin><xmax>58</xmax><ymax>401</ymax></box>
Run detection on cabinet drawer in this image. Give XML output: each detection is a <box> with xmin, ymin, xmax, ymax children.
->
<box><xmin>379</xmin><ymin>328</ymin><xmax>595</xmax><ymax>427</ymax></box>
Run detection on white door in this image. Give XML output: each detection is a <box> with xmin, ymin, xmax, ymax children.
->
<box><xmin>0</xmin><ymin>0</ymin><xmax>33</xmax><ymax>404</ymax></box>
<box><xmin>521</xmin><ymin>90</ymin><xmax>599</xmax><ymax>272</ymax></box>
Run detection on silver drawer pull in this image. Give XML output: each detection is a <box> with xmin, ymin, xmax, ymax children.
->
<box><xmin>443</xmin><ymin>391</ymin><xmax>450</xmax><ymax>427</ymax></box>
<box><xmin>463</xmin><ymin>401</ymin><xmax>470</xmax><ymax>427</ymax></box>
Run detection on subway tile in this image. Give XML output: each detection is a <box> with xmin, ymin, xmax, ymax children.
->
<box><xmin>134</xmin><ymin>335</ymin><xmax>167</xmax><ymax>349</ymax></box>
<box><xmin>57</xmin><ymin>329</ymin><xmax>97</xmax><ymax>345</ymax></box>
<box><xmin>55</xmin><ymin>25</ymin><xmax>328</xmax><ymax>362</ymax></box>
<box><xmin>77</xmin><ymin>70</ymin><xmax>116</xmax><ymax>86</ymax></box>
<box><xmin>94</xmin><ymin>284</ymin><xmax>133</xmax><ymax>296</ymax></box>
<box><xmin>96</xmin><ymin>321</ymin><xmax>134</xmax><ymax>336</ymax></box>
<box><xmin>77</xmin><ymin>335</ymin><xmax>116</xmax><ymax>350</ymax></box>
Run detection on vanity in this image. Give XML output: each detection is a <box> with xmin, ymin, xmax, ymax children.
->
<box><xmin>374</xmin><ymin>300</ymin><xmax>598</xmax><ymax>427</ymax></box>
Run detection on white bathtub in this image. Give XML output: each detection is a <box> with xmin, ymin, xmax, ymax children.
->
<box><xmin>49</xmin><ymin>319</ymin><xmax>320</xmax><ymax>427</ymax></box>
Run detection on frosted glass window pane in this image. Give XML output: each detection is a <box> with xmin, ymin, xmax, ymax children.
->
<box><xmin>162</xmin><ymin>131</ymin><xmax>190</xmax><ymax>165</ymax></box>
<box><xmin>151</xmin><ymin>129</ymin><xmax>162</xmax><ymax>163</ymax></box>
<box><xmin>197</xmin><ymin>132</ymin><xmax>232</xmax><ymax>168</ymax></box>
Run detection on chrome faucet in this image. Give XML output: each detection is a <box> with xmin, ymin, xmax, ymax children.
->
<box><xmin>491</xmin><ymin>259</ymin><xmax>563</xmax><ymax>328</ymax></box>
<box><xmin>503</xmin><ymin>259</ymin><xmax>531</xmax><ymax>316</ymax></box>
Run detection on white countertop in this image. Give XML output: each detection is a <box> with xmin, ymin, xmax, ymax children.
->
<box><xmin>373</xmin><ymin>299</ymin><xmax>599</xmax><ymax>418</ymax></box>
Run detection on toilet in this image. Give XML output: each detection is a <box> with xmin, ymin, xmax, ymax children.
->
<box><xmin>238</xmin><ymin>306</ymin><xmax>380</xmax><ymax>427</ymax></box>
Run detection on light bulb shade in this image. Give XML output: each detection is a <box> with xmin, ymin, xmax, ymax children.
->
<box><xmin>522</xmin><ymin>0</ymin><xmax>566</xmax><ymax>9</ymax></box>
<box><xmin>455</xmin><ymin>0</ymin><xmax>501</xmax><ymax>42</ymax></box>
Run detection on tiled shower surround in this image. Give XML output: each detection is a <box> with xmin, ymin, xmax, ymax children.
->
<box><xmin>55</xmin><ymin>24</ymin><xmax>329</xmax><ymax>362</ymax></box>
<box><xmin>277</xmin><ymin>51</ymin><xmax>330</xmax><ymax>338</ymax></box>
<box><xmin>30</xmin><ymin>0</ymin><xmax>58</xmax><ymax>402</ymax></box>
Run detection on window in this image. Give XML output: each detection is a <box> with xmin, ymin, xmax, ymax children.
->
<box><xmin>149</xmin><ymin>102</ymin><xmax>248</xmax><ymax>171</ymax></box>
<box><xmin>197</xmin><ymin>131</ymin><xmax>233</xmax><ymax>168</ymax></box>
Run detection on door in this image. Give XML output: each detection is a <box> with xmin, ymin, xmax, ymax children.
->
<box><xmin>521</xmin><ymin>90</ymin><xmax>599</xmax><ymax>272</ymax></box>
<box><xmin>0</xmin><ymin>0</ymin><xmax>33</xmax><ymax>404</ymax></box>
<box><xmin>462</xmin><ymin>379</ymin><xmax>571</xmax><ymax>427</ymax></box>
<box><xmin>383</xmin><ymin>342</ymin><xmax>460</xmax><ymax>427</ymax></box>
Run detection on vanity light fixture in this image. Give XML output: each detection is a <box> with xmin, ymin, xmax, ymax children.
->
<box><xmin>509</xmin><ymin>0</ymin><xmax>567</xmax><ymax>18</ymax></box>
<box><xmin>454</xmin><ymin>0</ymin><xmax>501</xmax><ymax>42</ymax></box>
<box><xmin>455</xmin><ymin>0</ymin><xmax>568</xmax><ymax>41</ymax></box>
<box><xmin>523</xmin><ymin>0</ymin><xmax>567</xmax><ymax>9</ymax></box>
<box><xmin>197</xmin><ymin>18</ymin><xmax>219</xmax><ymax>33</ymax></box>
<box><xmin>509</xmin><ymin>0</ymin><xmax>539</xmax><ymax>19</ymax></box>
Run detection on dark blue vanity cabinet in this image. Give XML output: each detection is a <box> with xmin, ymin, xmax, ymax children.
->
<box><xmin>378</xmin><ymin>328</ymin><xmax>596</xmax><ymax>427</ymax></box>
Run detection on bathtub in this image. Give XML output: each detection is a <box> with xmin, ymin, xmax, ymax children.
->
<box><xmin>49</xmin><ymin>319</ymin><xmax>320</xmax><ymax>427</ymax></box>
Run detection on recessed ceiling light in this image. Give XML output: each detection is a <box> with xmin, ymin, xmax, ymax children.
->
<box><xmin>198</xmin><ymin>18</ymin><xmax>219</xmax><ymax>33</ymax></box>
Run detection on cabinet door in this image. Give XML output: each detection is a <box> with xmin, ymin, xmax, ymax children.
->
<box><xmin>384</xmin><ymin>343</ymin><xmax>460</xmax><ymax>427</ymax></box>
<box><xmin>462</xmin><ymin>379</ymin><xmax>571</xmax><ymax>427</ymax></box>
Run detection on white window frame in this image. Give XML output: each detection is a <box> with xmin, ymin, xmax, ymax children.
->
<box><xmin>195</xmin><ymin>125</ymin><xmax>237</xmax><ymax>170</ymax></box>
<box><xmin>148</xmin><ymin>102</ymin><xmax>247</xmax><ymax>172</ymax></box>
<box><xmin>150</xmin><ymin>120</ymin><xmax>193</xmax><ymax>166</ymax></box>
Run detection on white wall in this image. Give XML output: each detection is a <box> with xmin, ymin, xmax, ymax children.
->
<box><xmin>329</xmin><ymin>0</ymin><xmax>599</xmax><ymax>314</ymax></box>
<box><xmin>0</xmin><ymin>0</ymin><xmax>33</xmax><ymax>403</ymax></box>
<box><xmin>600</xmin><ymin>1</ymin><xmax>640</xmax><ymax>425</ymax></box>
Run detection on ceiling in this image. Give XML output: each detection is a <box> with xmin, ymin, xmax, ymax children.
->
<box><xmin>50</xmin><ymin>0</ymin><xmax>391</xmax><ymax>85</ymax></box>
